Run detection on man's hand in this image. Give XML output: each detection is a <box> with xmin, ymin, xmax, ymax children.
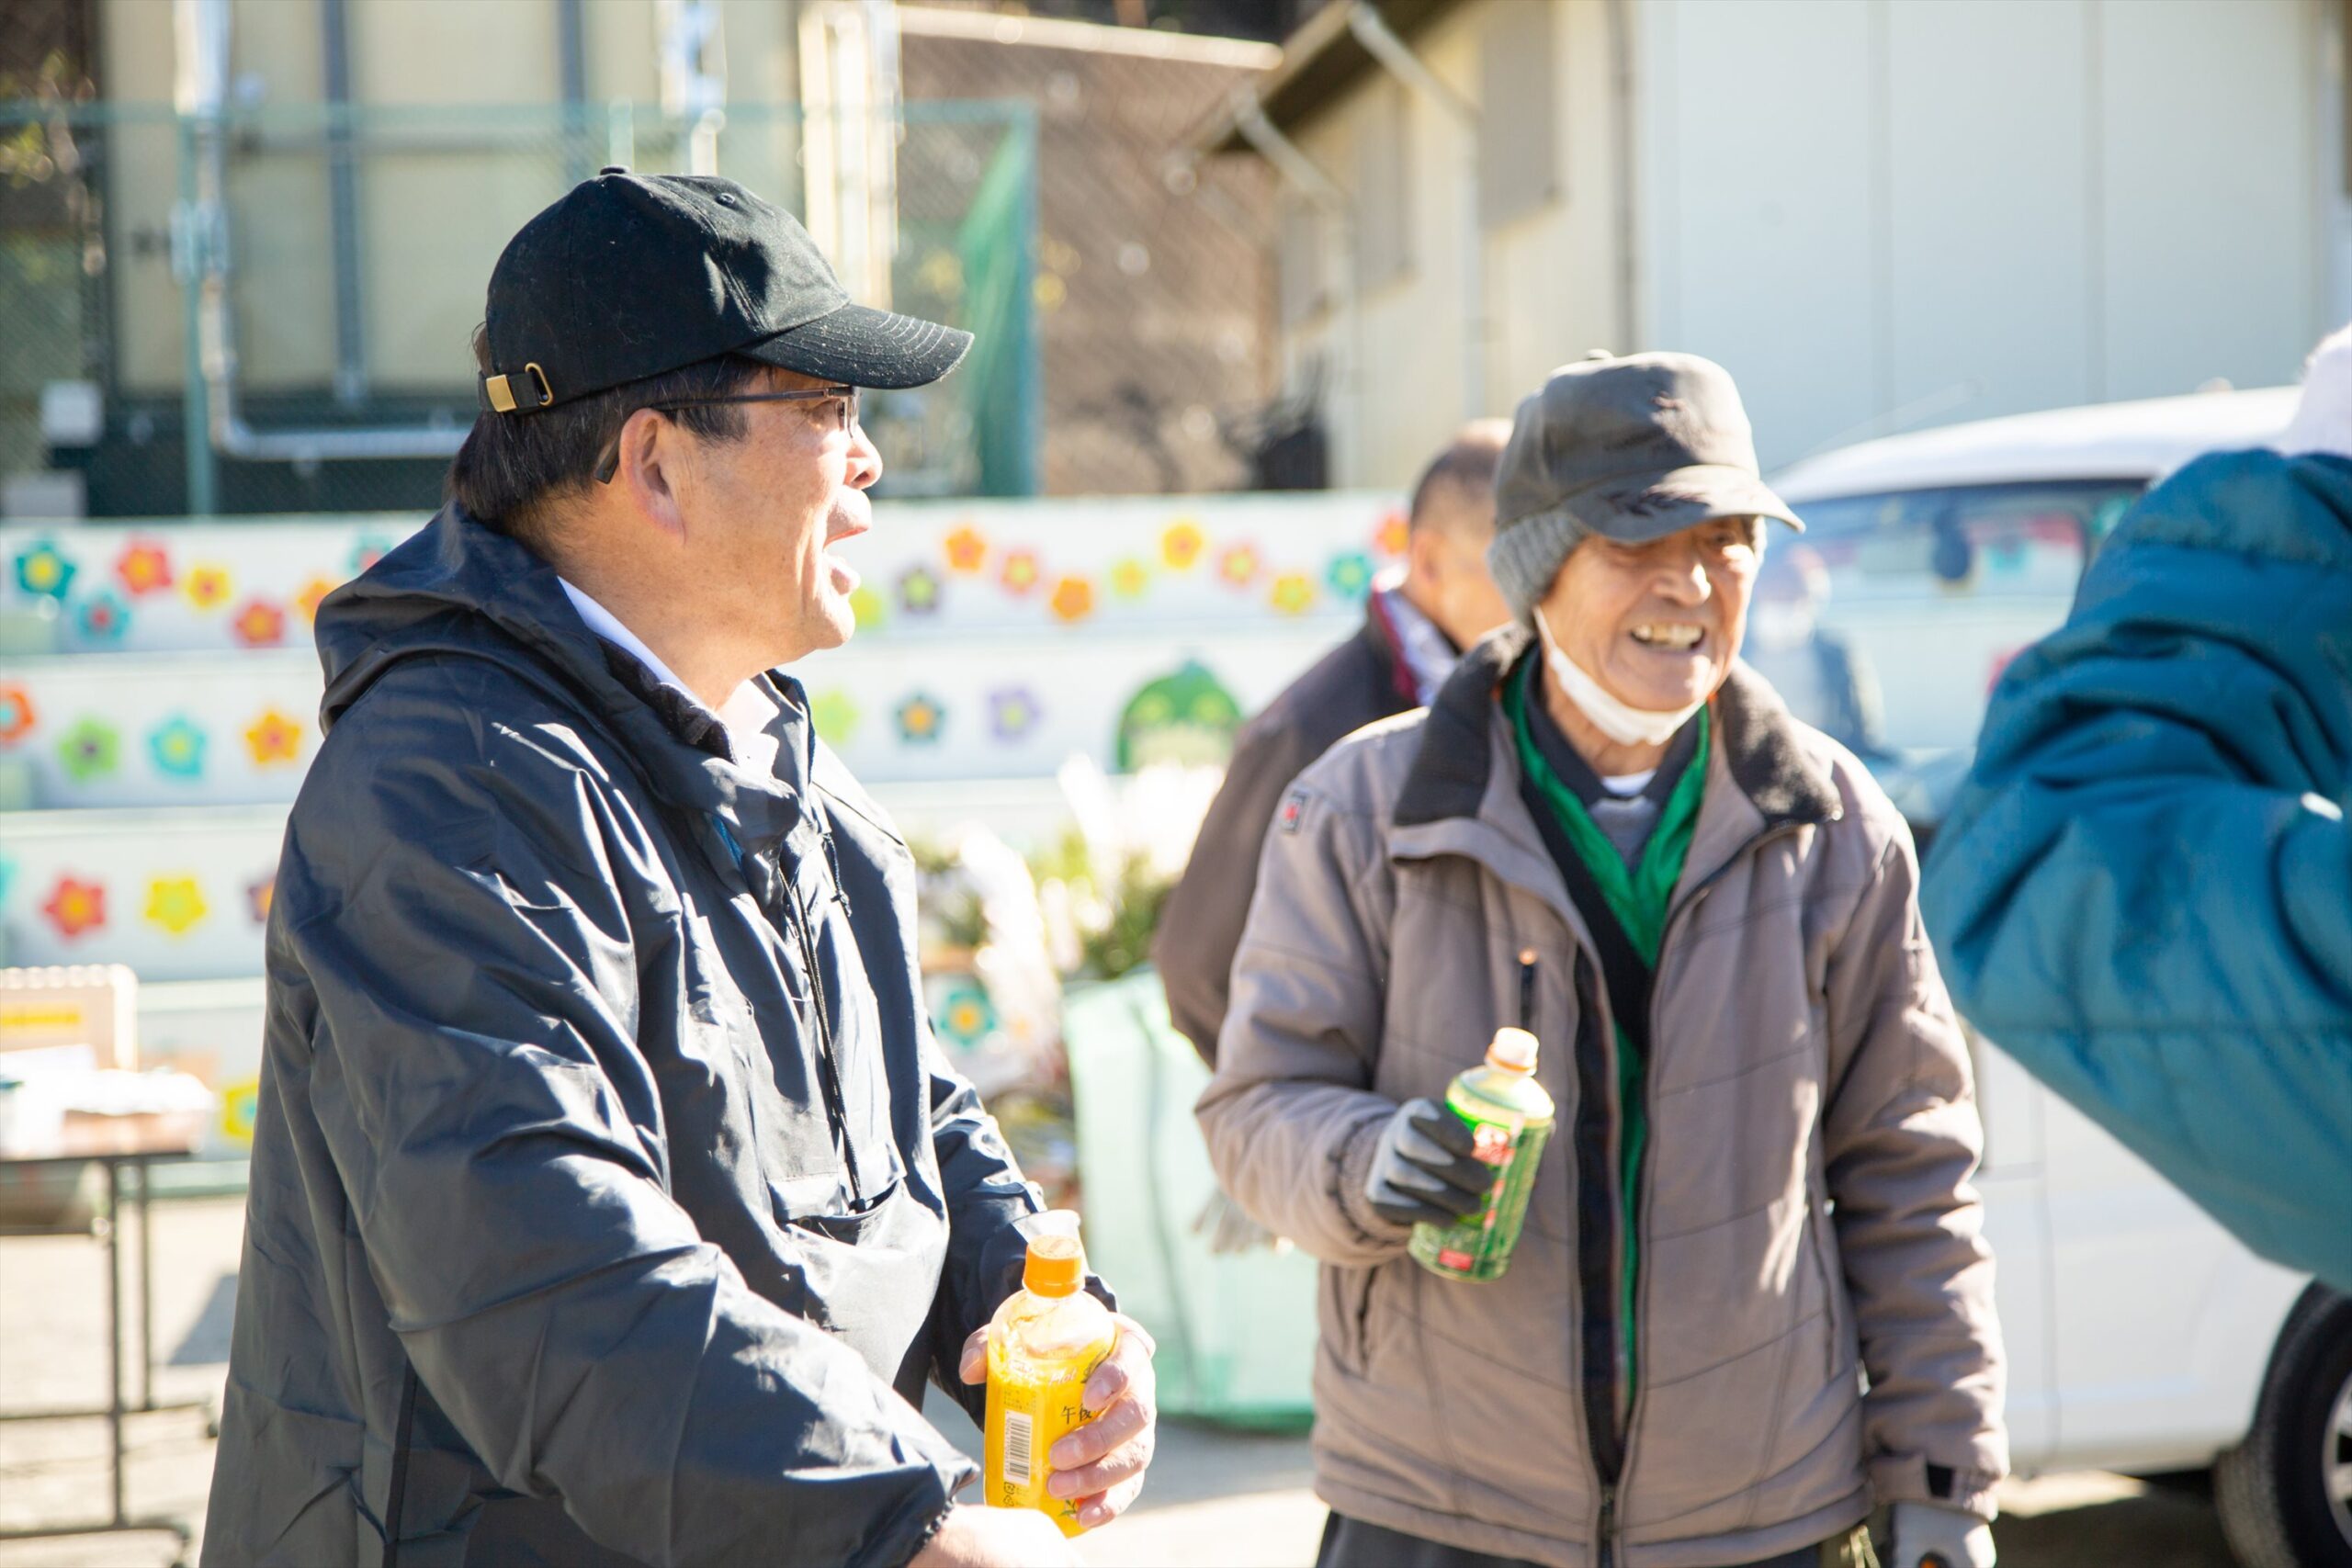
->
<box><xmin>1887</xmin><ymin>1500</ymin><xmax>1996</xmax><ymax>1568</ymax></box>
<box><xmin>908</xmin><ymin>1505</ymin><xmax>1080</xmax><ymax>1568</ymax></box>
<box><xmin>957</xmin><ymin>1312</ymin><xmax>1159</xmax><ymax>1531</ymax></box>
<box><xmin>1363</xmin><ymin>1098</ymin><xmax>1489</xmax><ymax>1229</ymax></box>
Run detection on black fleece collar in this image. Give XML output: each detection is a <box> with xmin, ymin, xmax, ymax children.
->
<box><xmin>1395</xmin><ymin>626</ymin><xmax>1840</xmax><ymax>830</ymax></box>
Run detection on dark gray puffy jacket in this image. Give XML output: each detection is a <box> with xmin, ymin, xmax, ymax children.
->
<box><xmin>205</xmin><ymin>507</ymin><xmax>1053</xmax><ymax>1567</ymax></box>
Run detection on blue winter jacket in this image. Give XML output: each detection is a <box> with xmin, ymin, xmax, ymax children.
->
<box><xmin>1921</xmin><ymin>449</ymin><xmax>2352</xmax><ymax>1292</ymax></box>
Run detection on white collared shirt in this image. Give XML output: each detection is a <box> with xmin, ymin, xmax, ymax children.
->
<box><xmin>559</xmin><ymin>577</ymin><xmax>781</xmax><ymax>776</ymax></box>
<box><xmin>1373</xmin><ymin>570</ymin><xmax>1463</xmax><ymax>707</ymax></box>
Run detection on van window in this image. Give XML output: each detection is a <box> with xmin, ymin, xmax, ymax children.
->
<box><xmin>1748</xmin><ymin>480</ymin><xmax>2143</xmax><ymax>757</ymax></box>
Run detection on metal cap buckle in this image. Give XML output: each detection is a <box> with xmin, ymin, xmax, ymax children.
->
<box><xmin>482</xmin><ymin>361</ymin><xmax>554</xmax><ymax>414</ymax></box>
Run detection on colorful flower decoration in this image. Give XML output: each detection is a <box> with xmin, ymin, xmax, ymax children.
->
<box><xmin>232</xmin><ymin>598</ymin><xmax>287</xmax><ymax>648</ymax></box>
<box><xmin>848</xmin><ymin>584</ymin><xmax>887</xmax><ymax>631</ymax></box>
<box><xmin>348</xmin><ymin>534</ymin><xmax>397</xmax><ymax>575</ymax></box>
<box><xmin>809</xmin><ymin>688</ymin><xmax>861</xmax><ymax>748</ymax></box>
<box><xmin>1110</xmin><ymin>558</ymin><xmax>1151</xmax><ymax>600</ymax></box>
<box><xmin>988</xmin><ymin>685</ymin><xmax>1041</xmax><ymax>742</ymax></box>
<box><xmin>183</xmin><ymin>563</ymin><xmax>233</xmax><ymax>613</ymax></box>
<box><xmin>149</xmin><ymin>716</ymin><xmax>207</xmax><ymax>780</ymax></box>
<box><xmin>42</xmin><ymin>874</ymin><xmax>106</xmax><ymax>939</ymax></box>
<box><xmin>12</xmin><ymin>539</ymin><xmax>75</xmax><ymax>602</ymax></box>
<box><xmin>1271</xmin><ymin>572</ymin><xmax>1317</xmax><ymax>615</ymax></box>
<box><xmin>1375</xmin><ymin>510</ymin><xmax>1410</xmax><ymax>558</ymax></box>
<box><xmin>74</xmin><ymin>591</ymin><xmax>130</xmax><ymax>644</ymax></box>
<box><xmin>58</xmin><ymin>717</ymin><xmax>120</xmax><ymax>783</ymax></box>
<box><xmin>1160</xmin><ymin>521</ymin><xmax>1205</xmax><ymax>571</ymax></box>
<box><xmin>146</xmin><ymin>875</ymin><xmax>208</xmax><ymax>936</ymax></box>
<box><xmin>116</xmin><ymin>539</ymin><xmax>174</xmax><ymax>596</ymax></box>
<box><xmin>294</xmin><ymin>575</ymin><xmax>338</xmax><ymax>624</ymax></box>
<box><xmin>247</xmin><ymin>869</ymin><xmax>276</xmax><ymax>926</ymax></box>
<box><xmin>895</xmin><ymin>692</ymin><xmax>946</xmax><ymax>745</ymax></box>
<box><xmin>898</xmin><ymin>566</ymin><xmax>943</xmax><ymax>616</ymax></box>
<box><xmin>0</xmin><ymin>683</ymin><xmax>35</xmax><ymax>744</ymax></box>
<box><xmin>244</xmin><ymin>707</ymin><xmax>305</xmax><ymax>767</ymax></box>
<box><xmin>932</xmin><ymin>977</ymin><xmax>999</xmax><ymax>1050</ymax></box>
<box><xmin>943</xmin><ymin>525</ymin><xmax>989</xmax><ymax>574</ymax></box>
<box><xmin>1048</xmin><ymin>575</ymin><xmax>1096</xmax><ymax>625</ymax></box>
<box><xmin>219</xmin><ymin>1079</ymin><xmax>259</xmax><ymax>1145</ymax></box>
<box><xmin>1216</xmin><ymin>543</ymin><xmax>1262</xmax><ymax>589</ymax></box>
<box><xmin>1326</xmin><ymin>550</ymin><xmax>1375</xmax><ymax>601</ymax></box>
<box><xmin>999</xmin><ymin>549</ymin><xmax>1043</xmax><ymax>597</ymax></box>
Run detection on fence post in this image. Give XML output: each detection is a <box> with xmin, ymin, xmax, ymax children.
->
<box><xmin>1012</xmin><ymin>106</ymin><xmax>1042</xmax><ymax>498</ymax></box>
<box><xmin>175</xmin><ymin>110</ymin><xmax>218</xmax><ymax>518</ymax></box>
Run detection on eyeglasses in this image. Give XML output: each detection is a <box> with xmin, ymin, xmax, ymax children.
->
<box><xmin>594</xmin><ymin>384</ymin><xmax>860</xmax><ymax>484</ymax></box>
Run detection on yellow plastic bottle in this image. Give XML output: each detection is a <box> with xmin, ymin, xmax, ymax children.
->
<box><xmin>983</xmin><ymin>1213</ymin><xmax>1117</xmax><ymax>1536</ymax></box>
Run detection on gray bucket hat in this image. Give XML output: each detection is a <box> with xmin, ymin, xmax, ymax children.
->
<box><xmin>1487</xmin><ymin>351</ymin><xmax>1802</xmax><ymax>618</ymax></box>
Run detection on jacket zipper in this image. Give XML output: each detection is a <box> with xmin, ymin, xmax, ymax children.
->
<box><xmin>730</xmin><ymin>818</ymin><xmax>863</xmax><ymax>1206</ymax></box>
<box><xmin>1568</xmin><ymin>947</ymin><xmax>1627</xmax><ymax>1562</ymax></box>
<box><xmin>1600</xmin><ymin>818</ymin><xmax>1811</xmax><ymax>1561</ymax></box>
<box><xmin>781</xmin><ymin>875</ymin><xmax>861</xmax><ymax>1203</ymax></box>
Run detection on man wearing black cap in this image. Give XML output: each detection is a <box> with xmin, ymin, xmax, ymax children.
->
<box><xmin>204</xmin><ymin>171</ymin><xmax>1155</xmax><ymax>1568</ymax></box>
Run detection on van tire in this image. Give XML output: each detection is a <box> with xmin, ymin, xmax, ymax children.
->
<box><xmin>2216</xmin><ymin>1286</ymin><xmax>2352</xmax><ymax>1568</ymax></box>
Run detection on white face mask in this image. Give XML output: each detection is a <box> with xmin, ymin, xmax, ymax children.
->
<box><xmin>1534</xmin><ymin>610</ymin><xmax>1703</xmax><ymax>747</ymax></box>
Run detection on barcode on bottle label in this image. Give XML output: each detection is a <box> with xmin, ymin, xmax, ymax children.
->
<box><xmin>1002</xmin><ymin>1411</ymin><xmax>1035</xmax><ymax>1486</ymax></box>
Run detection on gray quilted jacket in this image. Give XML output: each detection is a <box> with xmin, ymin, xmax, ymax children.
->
<box><xmin>1197</xmin><ymin>627</ymin><xmax>2006</xmax><ymax>1568</ymax></box>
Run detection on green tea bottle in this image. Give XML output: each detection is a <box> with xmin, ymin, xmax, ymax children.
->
<box><xmin>1408</xmin><ymin>1026</ymin><xmax>1556</xmax><ymax>1282</ymax></box>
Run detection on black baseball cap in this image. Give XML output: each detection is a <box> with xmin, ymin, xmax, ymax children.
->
<box><xmin>479</xmin><ymin>166</ymin><xmax>971</xmax><ymax>415</ymax></box>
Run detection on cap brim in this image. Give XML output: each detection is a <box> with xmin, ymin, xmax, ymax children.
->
<box><xmin>1580</xmin><ymin>464</ymin><xmax>1804</xmax><ymax>545</ymax></box>
<box><xmin>742</xmin><ymin>302</ymin><xmax>974</xmax><ymax>390</ymax></box>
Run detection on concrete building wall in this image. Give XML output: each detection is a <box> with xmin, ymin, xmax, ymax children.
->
<box><xmin>1272</xmin><ymin>0</ymin><xmax>2328</xmax><ymax>481</ymax></box>
<box><xmin>1637</xmin><ymin>0</ymin><xmax>2324</xmax><ymax>466</ymax></box>
<box><xmin>1279</xmin><ymin>0</ymin><xmax>1626</xmax><ymax>489</ymax></box>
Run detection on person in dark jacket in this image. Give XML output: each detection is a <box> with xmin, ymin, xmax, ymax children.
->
<box><xmin>1156</xmin><ymin>421</ymin><xmax>1514</xmax><ymax>1069</ymax></box>
<box><xmin>204</xmin><ymin>171</ymin><xmax>1156</xmax><ymax>1568</ymax></box>
<box><xmin>1922</xmin><ymin>325</ymin><xmax>2352</xmax><ymax>1292</ymax></box>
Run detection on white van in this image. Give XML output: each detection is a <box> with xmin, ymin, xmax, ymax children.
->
<box><xmin>1770</xmin><ymin>388</ymin><xmax>2348</xmax><ymax>1568</ymax></box>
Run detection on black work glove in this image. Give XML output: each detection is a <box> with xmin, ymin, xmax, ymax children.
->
<box><xmin>1363</xmin><ymin>1098</ymin><xmax>1491</xmax><ymax>1230</ymax></box>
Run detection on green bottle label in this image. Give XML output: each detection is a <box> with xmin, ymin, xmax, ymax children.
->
<box><xmin>1408</xmin><ymin>1087</ymin><xmax>1553</xmax><ymax>1282</ymax></box>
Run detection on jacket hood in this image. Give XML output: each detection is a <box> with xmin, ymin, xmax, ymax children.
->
<box><xmin>313</xmin><ymin>502</ymin><xmax>814</xmax><ymax>848</ymax></box>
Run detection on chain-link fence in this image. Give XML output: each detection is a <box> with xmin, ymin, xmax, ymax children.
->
<box><xmin>0</xmin><ymin>98</ymin><xmax>1039</xmax><ymax>518</ymax></box>
<box><xmin>899</xmin><ymin>17</ymin><xmax>1279</xmax><ymax>495</ymax></box>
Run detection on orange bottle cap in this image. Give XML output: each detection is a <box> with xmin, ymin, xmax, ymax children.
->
<box><xmin>1487</xmin><ymin>1027</ymin><xmax>1539</xmax><ymax>1073</ymax></box>
<box><xmin>1023</xmin><ymin>1233</ymin><xmax>1085</xmax><ymax>1297</ymax></box>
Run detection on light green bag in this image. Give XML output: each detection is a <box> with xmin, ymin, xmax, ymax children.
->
<box><xmin>1062</xmin><ymin>967</ymin><xmax>1317</xmax><ymax>1428</ymax></box>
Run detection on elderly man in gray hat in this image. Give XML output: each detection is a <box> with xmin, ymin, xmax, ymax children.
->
<box><xmin>1199</xmin><ymin>354</ymin><xmax>2005</xmax><ymax>1568</ymax></box>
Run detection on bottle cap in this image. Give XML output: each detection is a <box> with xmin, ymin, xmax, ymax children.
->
<box><xmin>1023</xmin><ymin>1233</ymin><xmax>1085</xmax><ymax>1297</ymax></box>
<box><xmin>1487</xmin><ymin>1027</ymin><xmax>1539</xmax><ymax>1073</ymax></box>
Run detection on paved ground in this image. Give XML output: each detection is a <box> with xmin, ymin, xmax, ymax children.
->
<box><xmin>0</xmin><ymin>1198</ymin><xmax>2244</xmax><ymax>1567</ymax></box>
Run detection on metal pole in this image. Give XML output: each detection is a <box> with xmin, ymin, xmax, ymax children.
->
<box><xmin>1015</xmin><ymin>108</ymin><xmax>1042</xmax><ymax>496</ymax></box>
<box><xmin>607</xmin><ymin>97</ymin><xmax>636</xmax><ymax>173</ymax></box>
<box><xmin>558</xmin><ymin>0</ymin><xmax>590</xmax><ymax>186</ymax></box>
<box><xmin>1606</xmin><ymin>0</ymin><xmax>1638</xmax><ymax>353</ymax></box>
<box><xmin>1229</xmin><ymin>89</ymin><xmax>1365</xmax><ymax>483</ymax></box>
<box><xmin>1346</xmin><ymin>1</ymin><xmax>1485</xmax><ymax>421</ymax></box>
<box><xmin>138</xmin><ymin>1158</ymin><xmax>154</xmax><ymax>1412</ymax></box>
<box><xmin>175</xmin><ymin>113</ymin><xmax>217</xmax><ymax>516</ymax></box>
<box><xmin>105</xmin><ymin>1159</ymin><xmax>124</xmax><ymax>1526</ymax></box>
<box><xmin>322</xmin><ymin>0</ymin><xmax>367</xmax><ymax>406</ymax></box>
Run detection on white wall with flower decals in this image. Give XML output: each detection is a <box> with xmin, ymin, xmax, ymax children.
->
<box><xmin>2</xmin><ymin>493</ymin><xmax>1405</xmax><ymax>800</ymax></box>
<box><xmin>0</xmin><ymin>492</ymin><xmax>1408</xmax><ymax>1159</ymax></box>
